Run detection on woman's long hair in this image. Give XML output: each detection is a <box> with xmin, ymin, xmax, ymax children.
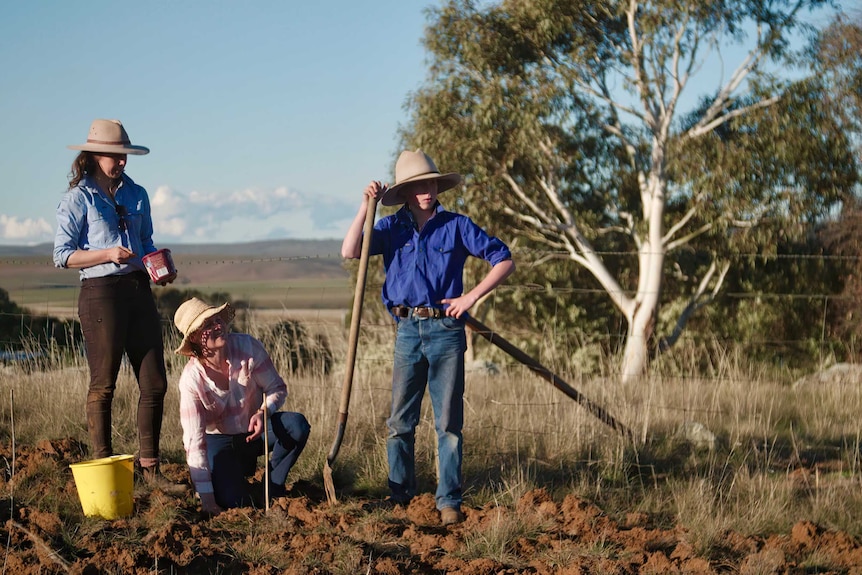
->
<box><xmin>67</xmin><ymin>152</ymin><xmax>96</xmax><ymax>189</ymax></box>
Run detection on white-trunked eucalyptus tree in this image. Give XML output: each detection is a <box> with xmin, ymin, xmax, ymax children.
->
<box><xmin>404</xmin><ymin>0</ymin><xmax>848</xmax><ymax>382</ymax></box>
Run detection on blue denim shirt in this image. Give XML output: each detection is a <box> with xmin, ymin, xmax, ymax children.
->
<box><xmin>369</xmin><ymin>203</ymin><xmax>512</xmax><ymax>312</ymax></box>
<box><xmin>53</xmin><ymin>174</ymin><xmax>157</xmax><ymax>280</ymax></box>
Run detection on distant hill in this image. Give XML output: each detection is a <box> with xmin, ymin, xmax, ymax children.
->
<box><xmin>0</xmin><ymin>243</ymin><xmax>53</xmax><ymax>257</ymax></box>
<box><xmin>0</xmin><ymin>239</ymin><xmax>352</xmax><ymax>317</ymax></box>
<box><xmin>0</xmin><ymin>239</ymin><xmax>351</xmax><ymax>301</ymax></box>
<box><xmin>0</xmin><ymin>239</ymin><xmax>343</xmax><ymax>258</ymax></box>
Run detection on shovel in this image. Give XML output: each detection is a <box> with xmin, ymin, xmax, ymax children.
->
<box><xmin>464</xmin><ymin>315</ymin><xmax>634</xmax><ymax>442</ymax></box>
<box><xmin>323</xmin><ymin>195</ymin><xmax>378</xmax><ymax>503</ymax></box>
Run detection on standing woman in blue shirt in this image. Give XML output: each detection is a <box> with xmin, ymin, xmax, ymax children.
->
<box><xmin>342</xmin><ymin>149</ymin><xmax>515</xmax><ymax>526</ymax></box>
<box><xmin>53</xmin><ymin>119</ymin><xmax>181</xmax><ymax>491</ymax></box>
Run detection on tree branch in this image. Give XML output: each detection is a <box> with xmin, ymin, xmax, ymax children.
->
<box><xmin>656</xmin><ymin>260</ymin><xmax>730</xmax><ymax>353</ymax></box>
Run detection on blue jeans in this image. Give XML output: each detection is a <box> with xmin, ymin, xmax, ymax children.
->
<box><xmin>387</xmin><ymin>315</ymin><xmax>466</xmax><ymax>510</ymax></box>
<box><xmin>206</xmin><ymin>411</ymin><xmax>310</xmax><ymax>509</ymax></box>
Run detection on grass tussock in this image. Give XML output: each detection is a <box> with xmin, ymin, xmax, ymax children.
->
<box><xmin>456</xmin><ymin>506</ymin><xmax>551</xmax><ymax>566</ymax></box>
<box><xmin>0</xmin><ymin>322</ymin><xmax>861</xmax><ymax>562</ymax></box>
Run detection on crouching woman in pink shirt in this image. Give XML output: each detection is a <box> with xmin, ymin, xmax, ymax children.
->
<box><xmin>173</xmin><ymin>297</ymin><xmax>311</xmax><ymax>516</ymax></box>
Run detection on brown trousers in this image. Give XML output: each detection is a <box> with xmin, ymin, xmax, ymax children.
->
<box><xmin>78</xmin><ymin>271</ymin><xmax>167</xmax><ymax>462</ymax></box>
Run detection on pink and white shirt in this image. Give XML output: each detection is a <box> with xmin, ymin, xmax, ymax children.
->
<box><xmin>178</xmin><ymin>333</ymin><xmax>287</xmax><ymax>495</ymax></box>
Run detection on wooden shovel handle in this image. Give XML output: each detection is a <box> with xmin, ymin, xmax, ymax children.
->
<box><xmin>326</xmin><ymin>197</ymin><xmax>378</xmax><ymax>464</ymax></box>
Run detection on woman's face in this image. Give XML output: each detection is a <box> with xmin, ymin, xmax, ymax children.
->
<box><xmin>195</xmin><ymin>316</ymin><xmax>228</xmax><ymax>355</ymax></box>
<box><xmin>93</xmin><ymin>153</ymin><xmax>127</xmax><ymax>180</ymax></box>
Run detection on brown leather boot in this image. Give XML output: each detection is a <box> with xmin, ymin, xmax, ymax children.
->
<box><xmin>440</xmin><ymin>507</ymin><xmax>465</xmax><ymax>526</ymax></box>
<box><xmin>140</xmin><ymin>465</ymin><xmax>189</xmax><ymax>496</ymax></box>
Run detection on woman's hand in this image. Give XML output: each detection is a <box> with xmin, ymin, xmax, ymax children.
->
<box><xmin>246</xmin><ymin>409</ymin><xmax>265</xmax><ymax>442</ymax></box>
<box><xmin>65</xmin><ymin>246</ymin><xmax>135</xmax><ymax>269</ymax></box>
<box><xmin>105</xmin><ymin>245</ymin><xmax>135</xmax><ymax>265</ymax></box>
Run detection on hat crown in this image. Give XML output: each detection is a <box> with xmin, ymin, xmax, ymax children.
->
<box><xmin>174</xmin><ymin>298</ymin><xmax>214</xmax><ymax>337</ymax></box>
<box><xmin>87</xmin><ymin>119</ymin><xmax>131</xmax><ymax>146</ymax></box>
<box><xmin>68</xmin><ymin>118</ymin><xmax>149</xmax><ymax>155</ymax></box>
<box><xmin>173</xmin><ymin>298</ymin><xmax>235</xmax><ymax>356</ymax></box>
<box><xmin>380</xmin><ymin>149</ymin><xmax>462</xmax><ymax>206</ymax></box>
<box><xmin>394</xmin><ymin>149</ymin><xmax>440</xmax><ymax>186</ymax></box>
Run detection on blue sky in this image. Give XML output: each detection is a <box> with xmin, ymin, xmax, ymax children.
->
<box><xmin>0</xmin><ymin>1</ymin><xmax>431</xmax><ymax>245</ymax></box>
<box><xmin>0</xmin><ymin>1</ymin><xmax>843</xmax><ymax>246</ymax></box>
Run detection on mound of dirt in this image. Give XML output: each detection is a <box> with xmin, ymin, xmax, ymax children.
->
<box><xmin>1</xmin><ymin>439</ymin><xmax>861</xmax><ymax>574</ymax></box>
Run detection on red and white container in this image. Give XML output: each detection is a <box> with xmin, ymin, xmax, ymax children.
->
<box><xmin>142</xmin><ymin>248</ymin><xmax>177</xmax><ymax>285</ymax></box>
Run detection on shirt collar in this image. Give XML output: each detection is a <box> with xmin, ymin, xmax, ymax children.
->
<box><xmin>396</xmin><ymin>201</ymin><xmax>446</xmax><ymax>229</ymax></box>
<box><xmin>82</xmin><ymin>174</ymin><xmax>128</xmax><ymax>203</ymax></box>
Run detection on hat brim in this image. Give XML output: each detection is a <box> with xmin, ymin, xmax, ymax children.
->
<box><xmin>68</xmin><ymin>143</ymin><xmax>150</xmax><ymax>156</ymax></box>
<box><xmin>381</xmin><ymin>172</ymin><xmax>462</xmax><ymax>206</ymax></box>
<box><xmin>174</xmin><ymin>303</ymin><xmax>235</xmax><ymax>356</ymax></box>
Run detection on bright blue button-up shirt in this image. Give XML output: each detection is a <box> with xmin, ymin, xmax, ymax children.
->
<box><xmin>53</xmin><ymin>174</ymin><xmax>157</xmax><ymax>280</ymax></box>
<box><xmin>369</xmin><ymin>203</ymin><xmax>512</xmax><ymax>312</ymax></box>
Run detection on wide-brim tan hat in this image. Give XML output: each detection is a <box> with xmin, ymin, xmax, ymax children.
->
<box><xmin>173</xmin><ymin>298</ymin><xmax>235</xmax><ymax>356</ymax></box>
<box><xmin>381</xmin><ymin>149</ymin><xmax>462</xmax><ymax>206</ymax></box>
<box><xmin>68</xmin><ymin>119</ymin><xmax>150</xmax><ymax>155</ymax></box>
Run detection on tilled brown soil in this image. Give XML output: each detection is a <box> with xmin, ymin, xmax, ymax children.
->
<box><xmin>2</xmin><ymin>439</ymin><xmax>861</xmax><ymax>574</ymax></box>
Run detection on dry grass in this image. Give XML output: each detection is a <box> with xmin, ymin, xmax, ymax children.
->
<box><xmin>1</xmin><ymin>318</ymin><xmax>862</xmax><ymax>557</ymax></box>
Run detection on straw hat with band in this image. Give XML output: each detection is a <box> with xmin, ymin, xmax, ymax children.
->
<box><xmin>380</xmin><ymin>149</ymin><xmax>462</xmax><ymax>207</ymax></box>
<box><xmin>68</xmin><ymin>119</ymin><xmax>150</xmax><ymax>156</ymax></box>
<box><xmin>174</xmin><ymin>298</ymin><xmax>235</xmax><ymax>356</ymax></box>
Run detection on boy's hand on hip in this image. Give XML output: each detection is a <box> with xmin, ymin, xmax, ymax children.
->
<box><xmin>440</xmin><ymin>295</ymin><xmax>477</xmax><ymax>319</ymax></box>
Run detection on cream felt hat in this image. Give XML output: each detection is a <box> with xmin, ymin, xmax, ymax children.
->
<box><xmin>173</xmin><ymin>298</ymin><xmax>235</xmax><ymax>356</ymax></box>
<box><xmin>68</xmin><ymin>119</ymin><xmax>150</xmax><ymax>155</ymax></box>
<box><xmin>380</xmin><ymin>149</ymin><xmax>462</xmax><ymax>206</ymax></box>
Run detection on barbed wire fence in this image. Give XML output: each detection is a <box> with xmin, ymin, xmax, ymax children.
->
<box><xmin>3</xmin><ymin>250</ymin><xmax>862</xmax><ymax>447</ymax></box>
<box><xmin>0</xmin><ymin>248</ymin><xmax>856</xmax><ymax>354</ymax></box>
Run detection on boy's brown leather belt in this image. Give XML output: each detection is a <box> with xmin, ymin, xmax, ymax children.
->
<box><xmin>390</xmin><ymin>305</ymin><xmax>444</xmax><ymax>319</ymax></box>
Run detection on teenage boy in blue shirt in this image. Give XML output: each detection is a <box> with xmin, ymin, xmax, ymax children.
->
<box><xmin>342</xmin><ymin>149</ymin><xmax>515</xmax><ymax>525</ymax></box>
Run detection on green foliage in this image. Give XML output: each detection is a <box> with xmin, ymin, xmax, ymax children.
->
<box><xmin>813</xmin><ymin>13</ymin><xmax>862</xmax><ymax>157</ymax></box>
<box><xmin>398</xmin><ymin>0</ymin><xmax>854</xmax><ymax>374</ymax></box>
<box><xmin>819</xmin><ymin>198</ymin><xmax>862</xmax><ymax>361</ymax></box>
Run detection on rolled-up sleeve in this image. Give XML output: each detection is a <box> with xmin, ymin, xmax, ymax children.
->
<box><xmin>53</xmin><ymin>192</ymin><xmax>85</xmax><ymax>268</ymax></box>
<box><xmin>178</xmin><ymin>367</ymin><xmax>215</xmax><ymax>494</ymax></box>
<box><xmin>459</xmin><ymin>216</ymin><xmax>512</xmax><ymax>266</ymax></box>
<box><xmin>138</xmin><ymin>190</ymin><xmax>156</xmax><ymax>256</ymax></box>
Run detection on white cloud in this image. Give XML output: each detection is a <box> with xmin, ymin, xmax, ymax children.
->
<box><xmin>150</xmin><ymin>185</ymin><xmax>186</xmax><ymax>217</ymax></box>
<box><xmin>150</xmin><ymin>185</ymin><xmax>344</xmax><ymax>243</ymax></box>
<box><xmin>0</xmin><ymin>214</ymin><xmax>53</xmax><ymax>244</ymax></box>
<box><xmin>0</xmin><ymin>184</ymin><xmax>352</xmax><ymax>246</ymax></box>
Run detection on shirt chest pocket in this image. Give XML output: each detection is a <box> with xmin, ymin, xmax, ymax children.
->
<box><xmin>123</xmin><ymin>209</ymin><xmax>143</xmax><ymax>236</ymax></box>
<box><xmin>87</xmin><ymin>203</ymin><xmax>112</xmax><ymax>226</ymax></box>
<box><xmin>393</xmin><ymin>242</ymin><xmax>416</xmax><ymax>272</ymax></box>
<box><xmin>429</xmin><ymin>230</ymin><xmax>457</xmax><ymax>256</ymax></box>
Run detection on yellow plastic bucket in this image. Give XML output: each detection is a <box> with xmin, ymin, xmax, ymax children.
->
<box><xmin>69</xmin><ymin>455</ymin><xmax>135</xmax><ymax>519</ymax></box>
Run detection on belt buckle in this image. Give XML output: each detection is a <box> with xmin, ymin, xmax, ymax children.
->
<box><xmin>413</xmin><ymin>306</ymin><xmax>441</xmax><ymax>319</ymax></box>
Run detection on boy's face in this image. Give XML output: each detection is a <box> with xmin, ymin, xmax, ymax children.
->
<box><xmin>405</xmin><ymin>179</ymin><xmax>438</xmax><ymax>211</ymax></box>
